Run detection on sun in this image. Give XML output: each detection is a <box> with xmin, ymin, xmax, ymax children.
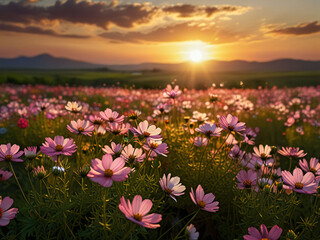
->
<box><xmin>189</xmin><ymin>50</ymin><xmax>203</xmax><ymax>63</ymax></box>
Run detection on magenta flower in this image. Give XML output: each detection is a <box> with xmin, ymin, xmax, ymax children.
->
<box><xmin>100</xmin><ymin>108</ymin><xmax>124</xmax><ymax>123</ymax></box>
<box><xmin>282</xmin><ymin>168</ymin><xmax>317</xmax><ymax>194</ymax></box>
<box><xmin>191</xmin><ymin>137</ymin><xmax>208</xmax><ymax>147</ymax></box>
<box><xmin>67</xmin><ymin>119</ymin><xmax>94</xmax><ymax>136</ymax></box>
<box><xmin>195</xmin><ymin>123</ymin><xmax>222</xmax><ymax>137</ymax></box>
<box><xmin>121</xmin><ymin>144</ymin><xmax>145</xmax><ymax>163</ymax></box>
<box><xmin>88</xmin><ymin>115</ymin><xmax>104</xmax><ymax>127</ymax></box>
<box><xmin>0</xmin><ymin>169</ymin><xmax>13</xmax><ymax>182</ymax></box>
<box><xmin>0</xmin><ymin>196</ymin><xmax>18</xmax><ymax>226</ymax></box>
<box><xmin>190</xmin><ymin>185</ymin><xmax>219</xmax><ymax>212</ymax></box>
<box><xmin>0</xmin><ymin>143</ymin><xmax>23</xmax><ymax>162</ymax></box>
<box><xmin>159</xmin><ymin>173</ymin><xmax>186</xmax><ymax>202</ymax></box>
<box><xmin>102</xmin><ymin>142</ymin><xmax>122</xmax><ymax>157</ymax></box>
<box><xmin>130</xmin><ymin>120</ymin><xmax>162</xmax><ymax>139</ymax></box>
<box><xmin>87</xmin><ymin>154</ymin><xmax>131</xmax><ymax>188</ymax></box>
<box><xmin>163</xmin><ymin>84</ymin><xmax>182</xmax><ymax>99</ymax></box>
<box><xmin>243</xmin><ymin>224</ymin><xmax>282</xmax><ymax>240</ymax></box>
<box><xmin>219</xmin><ymin>114</ymin><xmax>246</xmax><ymax>133</ymax></box>
<box><xmin>299</xmin><ymin>158</ymin><xmax>320</xmax><ymax>175</ymax></box>
<box><xmin>143</xmin><ymin>139</ymin><xmax>168</xmax><ymax>157</ymax></box>
<box><xmin>40</xmin><ymin>136</ymin><xmax>77</xmax><ymax>158</ymax></box>
<box><xmin>24</xmin><ymin>146</ymin><xmax>37</xmax><ymax>159</ymax></box>
<box><xmin>106</xmin><ymin>122</ymin><xmax>130</xmax><ymax>135</ymax></box>
<box><xmin>278</xmin><ymin>147</ymin><xmax>307</xmax><ymax>158</ymax></box>
<box><xmin>236</xmin><ymin>169</ymin><xmax>258</xmax><ymax>190</ymax></box>
<box><xmin>229</xmin><ymin>145</ymin><xmax>245</xmax><ymax>160</ymax></box>
<box><xmin>119</xmin><ymin>195</ymin><xmax>162</xmax><ymax>229</ymax></box>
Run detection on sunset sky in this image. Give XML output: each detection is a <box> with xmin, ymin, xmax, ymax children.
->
<box><xmin>0</xmin><ymin>0</ymin><xmax>319</xmax><ymax>64</ymax></box>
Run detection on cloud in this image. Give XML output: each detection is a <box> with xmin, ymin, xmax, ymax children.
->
<box><xmin>268</xmin><ymin>21</ymin><xmax>320</xmax><ymax>35</ymax></box>
<box><xmin>0</xmin><ymin>23</ymin><xmax>90</xmax><ymax>38</ymax></box>
<box><xmin>100</xmin><ymin>22</ymin><xmax>244</xmax><ymax>44</ymax></box>
<box><xmin>0</xmin><ymin>1</ymin><xmax>249</xmax><ymax>30</ymax></box>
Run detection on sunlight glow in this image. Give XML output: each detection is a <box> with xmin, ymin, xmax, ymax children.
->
<box><xmin>189</xmin><ymin>50</ymin><xmax>203</xmax><ymax>63</ymax></box>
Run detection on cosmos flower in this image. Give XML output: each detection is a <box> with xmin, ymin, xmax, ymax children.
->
<box><xmin>100</xmin><ymin>108</ymin><xmax>124</xmax><ymax>123</ymax></box>
<box><xmin>24</xmin><ymin>146</ymin><xmax>37</xmax><ymax>159</ymax></box>
<box><xmin>40</xmin><ymin>136</ymin><xmax>77</xmax><ymax>158</ymax></box>
<box><xmin>65</xmin><ymin>101</ymin><xmax>82</xmax><ymax>113</ymax></box>
<box><xmin>253</xmin><ymin>145</ymin><xmax>272</xmax><ymax>161</ymax></box>
<box><xmin>0</xmin><ymin>143</ymin><xmax>24</xmax><ymax>162</ymax></box>
<box><xmin>163</xmin><ymin>84</ymin><xmax>182</xmax><ymax>99</ymax></box>
<box><xmin>0</xmin><ymin>196</ymin><xmax>18</xmax><ymax>226</ymax></box>
<box><xmin>243</xmin><ymin>224</ymin><xmax>282</xmax><ymax>240</ymax></box>
<box><xmin>281</xmin><ymin>168</ymin><xmax>317</xmax><ymax>194</ymax></box>
<box><xmin>33</xmin><ymin>166</ymin><xmax>47</xmax><ymax>180</ymax></box>
<box><xmin>186</xmin><ymin>224</ymin><xmax>199</xmax><ymax>240</ymax></box>
<box><xmin>219</xmin><ymin>114</ymin><xmax>246</xmax><ymax>133</ymax></box>
<box><xmin>130</xmin><ymin>120</ymin><xmax>162</xmax><ymax>139</ymax></box>
<box><xmin>299</xmin><ymin>157</ymin><xmax>320</xmax><ymax>175</ymax></box>
<box><xmin>0</xmin><ymin>169</ymin><xmax>13</xmax><ymax>182</ymax></box>
<box><xmin>88</xmin><ymin>115</ymin><xmax>104</xmax><ymax>127</ymax></box>
<box><xmin>236</xmin><ymin>169</ymin><xmax>258</xmax><ymax>190</ymax></box>
<box><xmin>278</xmin><ymin>147</ymin><xmax>307</xmax><ymax>158</ymax></box>
<box><xmin>102</xmin><ymin>142</ymin><xmax>122</xmax><ymax>157</ymax></box>
<box><xmin>143</xmin><ymin>139</ymin><xmax>168</xmax><ymax>157</ymax></box>
<box><xmin>159</xmin><ymin>173</ymin><xmax>186</xmax><ymax>202</ymax></box>
<box><xmin>195</xmin><ymin>123</ymin><xmax>222</xmax><ymax>138</ymax></box>
<box><xmin>67</xmin><ymin>119</ymin><xmax>94</xmax><ymax>136</ymax></box>
<box><xmin>190</xmin><ymin>185</ymin><xmax>219</xmax><ymax>212</ymax></box>
<box><xmin>119</xmin><ymin>195</ymin><xmax>162</xmax><ymax>229</ymax></box>
<box><xmin>121</xmin><ymin>144</ymin><xmax>145</xmax><ymax>163</ymax></box>
<box><xmin>190</xmin><ymin>137</ymin><xmax>208</xmax><ymax>147</ymax></box>
<box><xmin>106</xmin><ymin>122</ymin><xmax>130</xmax><ymax>135</ymax></box>
<box><xmin>87</xmin><ymin>154</ymin><xmax>131</xmax><ymax>188</ymax></box>
<box><xmin>229</xmin><ymin>145</ymin><xmax>245</xmax><ymax>160</ymax></box>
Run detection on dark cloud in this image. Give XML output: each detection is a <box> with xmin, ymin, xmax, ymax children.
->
<box><xmin>163</xmin><ymin>4</ymin><xmax>247</xmax><ymax>18</ymax></box>
<box><xmin>269</xmin><ymin>21</ymin><xmax>320</xmax><ymax>35</ymax></box>
<box><xmin>0</xmin><ymin>1</ymin><xmax>248</xmax><ymax>29</ymax></box>
<box><xmin>100</xmin><ymin>23</ymin><xmax>242</xmax><ymax>44</ymax></box>
<box><xmin>0</xmin><ymin>23</ymin><xmax>90</xmax><ymax>38</ymax></box>
<box><xmin>0</xmin><ymin>0</ymin><xmax>159</xmax><ymax>29</ymax></box>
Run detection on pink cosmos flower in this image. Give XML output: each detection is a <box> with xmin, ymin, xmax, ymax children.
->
<box><xmin>65</xmin><ymin>101</ymin><xmax>82</xmax><ymax>113</ymax></box>
<box><xmin>190</xmin><ymin>137</ymin><xmax>208</xmax><ymax>147</ymax></box>
<box><xmin>106</xmin><ymin>122</ymin><xmax>130</xmax><ymax>135</ymax></box>
<box><xmin>299</xmin><ymin>158</ymin><xmax>320</xmax><ymax>175</ymax></box>
<box><xmin>87</xmin><ymin>154</ymin><xmax>131</xmax><ymax>188</ymax></box>
<box><xmin>0</xmin><ymin>169</ymin><xmax>13</xmax><ymax>182</ymax></box>
<box><xmin>236</xmin><ymin>169</ymin><xmax>258</xmax><ymax>190</ymax></box>
<box><xmin>24</xmin><ymin>146</ymin><xmax>37</xmax><ymax>159</ymax></box>
<box><xmin>186</xmin><ymin>224</ymin><xmax>199</xmax><ymax>240</ymax></box>
<box><xmin>190</xmin><ymin>185</ymin><xmax>219</xmax><ymax>212</ymax></box>
<box><xmin>130</xmin><ymin>120</ymin><xmax>162</xmax><ymax>139</ymax></box>
<box><xmin>229</xmin><ymin>145</ymin><xmax>245</xmax><ymax>160</ymax></box>
<box><xmin>242</xmin><ymin>128</ymin><xmax>257</xmax><ymax>145</ymax></box>
<box><xmin>119</xmin><ymin>195</ymin><xmax>162</xmax><ymax>229</ymax></box>
<box><xmin>219</xmin><ymin>114</ymin><xmax>246</xmax><ymax>133</ymax></box>
<box><xmin>159</xmin><ymin>173</ymin><xmax>186</xmax><ymax>202</ymax></box>
<box><xmin>163</xmin><ymin>84</ymin><xmax>182</xmax><ymax>99</ymax></box>
<box><xmin>278</xmin><ymin>147</ymin><xmax>307</xmax><ymax>158</ymax></box>
<box><xmin>0</xmin><ymin>196</ymin><xmax>18</xmax><ymax>226</ymax></box>
<box><xmin>121</xmin><ymin>144</ymin><xmax>145</xmax><ymax>163</ymax></box>
<box><xmin>253</xmin><ymin>145</ymin><xmax>272</xmax><ymax>160</ymax></box>
<box><xmin>243</xmin><ymin>224</ymin><xmax>282</xmax><ymax>240</ymax></box>
<box><xmin>40</xmin><ymin>136</ymin><xmax>77</xmax><ymax>158</ymax></box>
<box><xmin>100</xmin><ymin>108</ymin><xmax>124</xmax><ymax>123</ymax></box>
<box><xmin>88</xmin><ymin>115</ymin><xmax>104</xmax><ymax>127</ymax></box>
<box><xmin>102</xmin><ymin>142</ymin><xmax>122</xmax><ymax>157</ymax></box>
<box><xmin>143</xmin><ymin>139</ymin><xmax>168</xmax><ymax>157</ymax></box>
<box><xmin>195</xmin><ymin>123</ymin><xmax>222</xmax><ymax>138</ymax></box>
<box><xmin>67</xmin><ymin>119</ymin><xmax>94</xmax><ymax>136</ymax></box>
<box><xmin>0</xmin><ymin>143</ymin><xmax>24</xmax><ymax>162</ymax></box>
<box><xmin>281</xmin><ymin>168</ymin><xmax>317</xmax><ymax>194</ymax></box>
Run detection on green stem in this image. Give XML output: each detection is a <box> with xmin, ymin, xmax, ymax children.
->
<box><xmin>9</xmin><ymin>162</ymin><xmax>30</xmax><ymax>205</ymax></box>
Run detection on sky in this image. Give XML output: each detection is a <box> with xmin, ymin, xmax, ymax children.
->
<box><xmin>0</xmin><ymin>0</ymin><xmax>319</xmax><ymax>64</ymax></box>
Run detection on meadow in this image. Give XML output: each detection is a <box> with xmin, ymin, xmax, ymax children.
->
<box><xmin>0</xmin><ymin>83</ymin><xmax>320</xmax><ymax>240</ymax></box>
<box><xmin>1</xmin><ymin>69</ymin><xmax>320</xmax><ymax>89</ymax></box>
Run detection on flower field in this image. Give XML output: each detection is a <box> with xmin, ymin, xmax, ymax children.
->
<box><xmin>1</xmin><ymin>83</ymin><xmax>320</xmax><ymax>240</ymax></box>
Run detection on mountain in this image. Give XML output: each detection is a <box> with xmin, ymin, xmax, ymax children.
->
<box><xmin>0</xmin><ymin>54</ymin><xmax>105</xmax><ymax>69</ymax></box>
<box><xmin>0</xmin><ymin>54</ymin><xmax>319</xmax><ymax>72</ymax></box>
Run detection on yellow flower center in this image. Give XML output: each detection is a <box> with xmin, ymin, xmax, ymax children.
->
<box><xmin>150</xmin><ymin>143</ymin><xmax>159</xmax><ymax>149</ymax></box>
<box><xmin>78</xmin><ymin>127</ymin><xmax>84</xmax><ymax>132</ymax></box>
<box><xmin>261</xmin><ymin>238</ymin><xmax>269</xmax><ymax>240</ymax></box>
<box><xmin>143</xmin><ymin>132</ymin><xmax>150</xmax><ymax>137</ymax></box>
<box><xmin>4</xmin><ymin>155</ymin><xmax>12</xmax><ymax>161</ymax></box>
<box><xmin>310</xmin><ymin>168</ymin><xmax>317</xmax><ymax>174</ymax></box>
<box><xmin>55</xmin><ymin>145</ymin><xmax>64</xmax><ymax>151</ymax></box>
<box><xmin>164</xmin><ymin>188</ymin><xmax>173</xmax><ymax>194</ymax></box>
<box><xmin>109</xmin><ymin>117</ymin><xmax>115</xmax><ymax>122</ymax></box>
<box><xmin>244</xmin><ymin>179</ymin><xmax>252</xmax><ymax>188</ymax></box>
<box><xmin>104</xmin><ymin>169</ymin><xmax>113</xmax><ymax>177</ymax></box>
<box><xmin>133</xmin><ymin>213</ymin><xmax>143</xmax><ymax>221</ymax></box>
<box><xmin>295</xmin><ymin>182</ymin><xmax>304</xmax><ymax>189</ymax></box>
<box><xmin>198</xmin><ymin>200</ymin><xmax>206</xmax><ymax>208</ymax></box>
<box><xmin>228</xmin><ymin>125</ymin><xmax>234</xmax><ymax>131</ymax></box>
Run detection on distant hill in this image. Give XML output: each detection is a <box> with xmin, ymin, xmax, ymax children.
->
<box><xmin>0</xmin><ymin>54</ymin><xmax>319</xmax><ymax>72</ymax></box>
<box><xmin>0</xmin><ymin>54</ymin><xmax>105</xmax><ymax>70</ymax></box>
